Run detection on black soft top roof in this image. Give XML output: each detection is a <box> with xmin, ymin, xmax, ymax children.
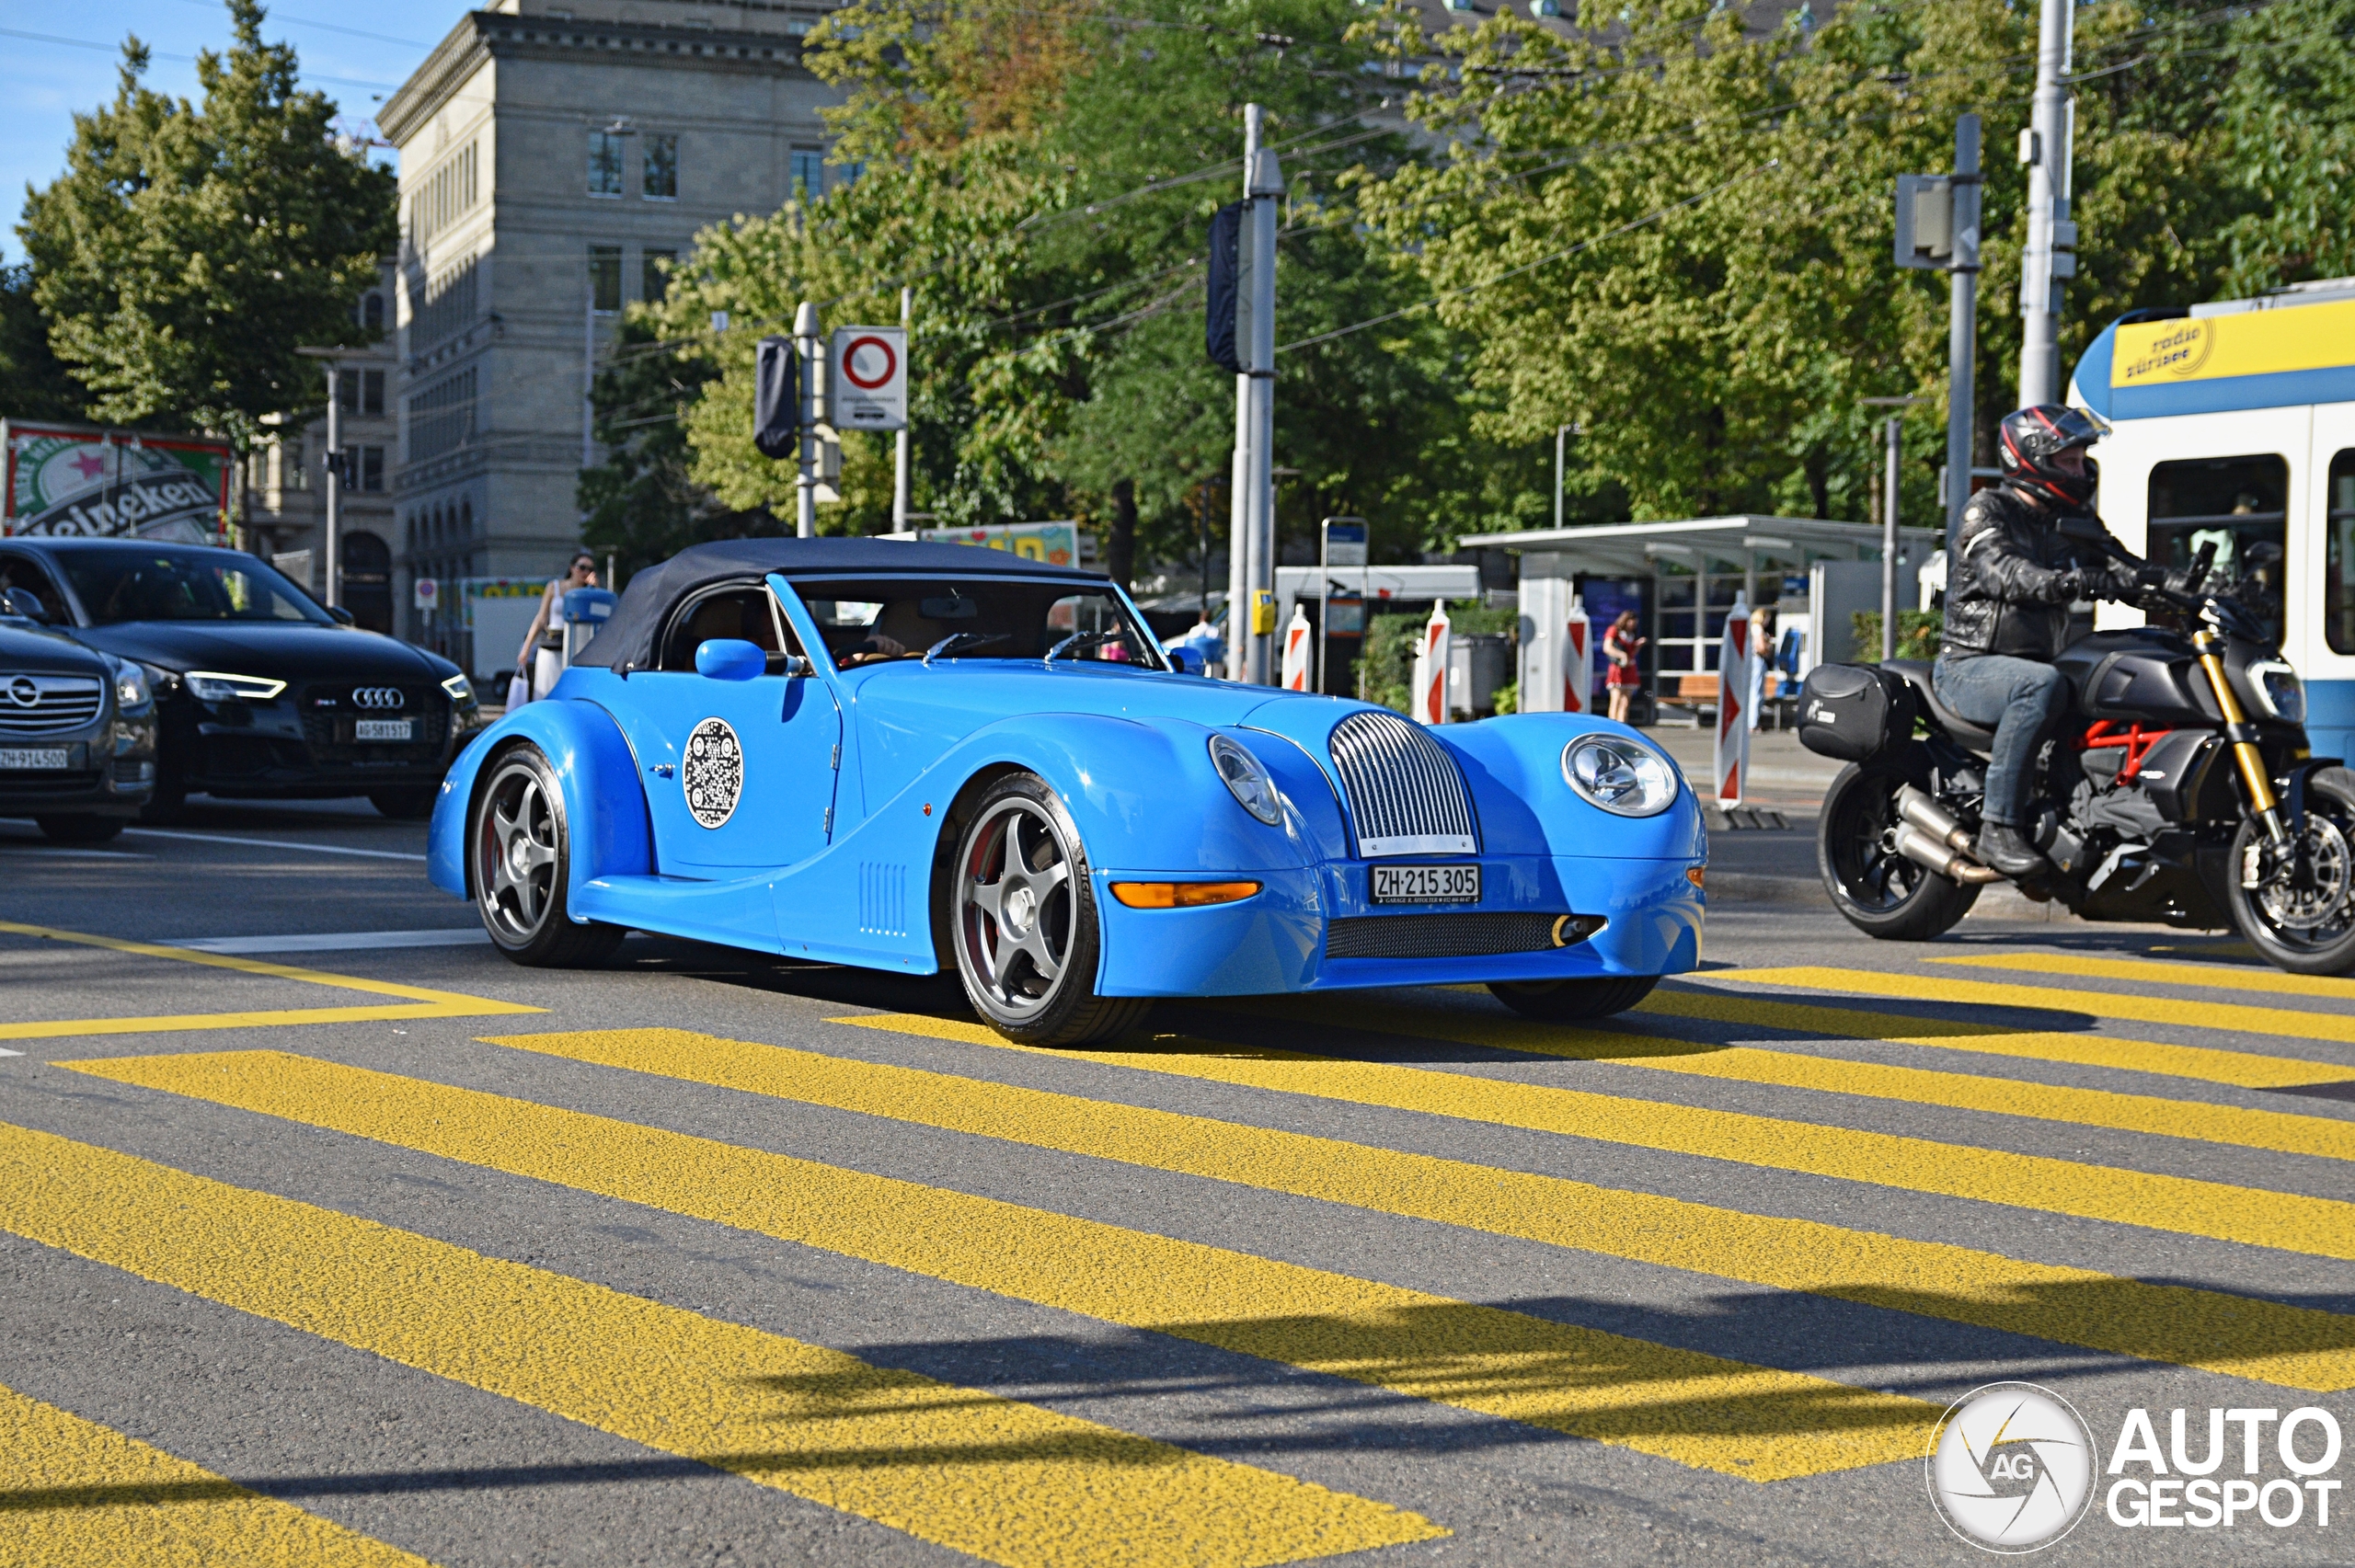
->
<box><xmin>575</xmin><ymin>536</ymin><xmax>1104</xmax><ymax>674</ymax></box>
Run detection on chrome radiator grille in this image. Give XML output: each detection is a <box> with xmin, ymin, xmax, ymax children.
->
<box><xmin>1326</xmin><ymin>709</ymin><xmax>1478</xmax><ymax>858</ymax></box>
<box><xmin>0</xmin><ymin>674</ymin><xmax>103</xmax><ymax>736</ymax></box>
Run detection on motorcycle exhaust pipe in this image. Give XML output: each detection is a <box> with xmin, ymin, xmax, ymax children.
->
<box><xmin>1891</xmin><ymin>786</ymin><xmax>2003</xmax><ymax>884</ymax></box>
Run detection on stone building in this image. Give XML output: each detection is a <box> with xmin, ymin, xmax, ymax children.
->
<box><xmin>377</xmin><ymin>0</ymin><xmax>844</xmax><ymax>681</ymax></box>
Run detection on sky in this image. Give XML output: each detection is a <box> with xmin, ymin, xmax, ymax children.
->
<box><xmin>1</xmin><ymin>0</ymin><xmax>481</xmax><ymax>261</ymax></box>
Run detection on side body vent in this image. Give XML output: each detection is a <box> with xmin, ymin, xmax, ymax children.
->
<box><xmin>1326</xmin><ymin>710</ymin><xmax>1478</xmax><ymax>858</ymax></box>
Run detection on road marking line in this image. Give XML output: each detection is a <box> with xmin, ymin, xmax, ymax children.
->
<box><xmin>71</xmin><ymin>1050</ymin><xmax>1947</xmax><ymax>1482</ymax></box>
<box><xmin>513</xmin><ymin>1025</ymin><xmax>2353</xmax><ymax>1393</ymax></box>
<box><xmin>1235</xmin><ymin>995</ymin><xmax>2355</xmax><ymax>1162</ymax></box>
<box><xmin>0</xmin><ymin>844</ymin><xmax>155</xmax><ymax>859</ymax></box>
<box><xmin>121</xmin><ymin>828</ymin><xmax>429</xmax><ymax>862</ymax></box>
<box><xmin>1733</xmin><ymin>966</ymin><xmax>2355</xmax><ymax>1047</ymax></box>
<box><xmin>1936</xmin><ymin>951</ymin><xmax>2355</xmax><ymax>1001</ymax></box>
<box><xmin>0</xmin><ymin>1379</ymin><xmax>432</xmax><ymax>1567</ymax></box>
<box><xmin>0</xmin><ymin>920</ymin><xmax>539</xmax><ymax>1039</ymax></box>
<box><xmin>1639</xmin><ymin>986</ymin><xmax>2346</xmax><ymax>1090</ymax></box>
<box><xmin>171</xmin><ymin>929</ymin><xmax>488</xmax><ymax>956</ymax></box>
<box><xmin>0</xmin><ymin>1121</ymin><xmax>1439</xmax><ymax>1565</ymax></box>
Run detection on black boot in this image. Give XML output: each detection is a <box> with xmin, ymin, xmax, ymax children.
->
<box><xmin>1975</xmin><ymin>821</ymin><xmax>2050</xmax><ymax>879</ymax></box>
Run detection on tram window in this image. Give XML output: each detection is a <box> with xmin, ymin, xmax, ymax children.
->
<box><xmin>2148</xmin><ymin>454</ymin><xmax>2287</xmax><ymax>644</ymax></box>
<box><xmin>2329</xmin><ymin>451</ymin><xmax>2355</xmax><ymax>654</ymax></box>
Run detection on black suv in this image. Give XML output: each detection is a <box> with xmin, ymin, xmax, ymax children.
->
<box><xmin>0</xmin><ymin>538</ymin><xmax>484</xmax><ymax>818</ymax></box>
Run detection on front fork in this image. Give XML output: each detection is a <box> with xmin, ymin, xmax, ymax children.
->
<box><xmin>2191</xmin><ymin>629</ymin><xmax>2292</xmax><ymax>878</ymax></box>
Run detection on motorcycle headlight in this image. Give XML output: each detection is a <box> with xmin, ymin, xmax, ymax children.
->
<box><xmin>442</xmin><ymin>673</ymin><xmax>476</xmax><ymax>704</ymax></box>
<box><xmin>185</xmin><ymin>670</ymin><xmax>287</xmax><ymax>703</ymax></box>
<box><xmin>2248</xmin><ymin>661</ymin><xmax>2306</xmax><ymax>725</ymax></box>
<box><xmin>1209</xmin><ymin>733</ymin><xmax>1284</xmax><ymax>827</ymax></box>
<box><xmin>111</xmin><ymin>662</ymin><xmax>151</xmax><ymax>711</ymax></box>
<box><xmin>1562</xmin><ymin>732</ymin><xmax>1681</xmax><ymax>818</ymax></box>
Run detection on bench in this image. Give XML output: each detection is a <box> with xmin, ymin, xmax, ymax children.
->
<box><xmin>1652</xmin><ymin>673</ymin><xmax>1719</xmax><ymax>727</ymax></box>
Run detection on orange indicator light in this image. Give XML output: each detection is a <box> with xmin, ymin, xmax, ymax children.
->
<box><xmin>1109</xmin><ymin>881</ymin><xmax>1262</xmax><ymax>910</ymax></box>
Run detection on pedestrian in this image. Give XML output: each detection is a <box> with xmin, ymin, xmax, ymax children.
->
<box><xmin>1603</xmin><ymin>610</ymin><xmax>1645</xmax><ymax>724</ymax></box>
<box><xmin>518</xmin><ymin>550</ymin><xmax>598</xmax><ymax>703</ymax></box>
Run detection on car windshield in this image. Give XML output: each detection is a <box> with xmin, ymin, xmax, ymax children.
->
<box><xmin>787</xmin><ymin>576</ymin><xmax>1162</xmax><ymax>671</ymax></box>
<box><xmin>46</xmin><ymin>545</ymin><xmax>331</xmax><ymax>626</ymax></box>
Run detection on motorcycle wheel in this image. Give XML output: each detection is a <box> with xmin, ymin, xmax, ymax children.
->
<box><xmin>1816</xmin><ymin>761</ymin><xmax>1980</xmax><ymax>942</ymax></box>
<box><xmin>2226</xmin><ymin>766</ymin><xmax>2355</xmax><ymax>975</ymax></box>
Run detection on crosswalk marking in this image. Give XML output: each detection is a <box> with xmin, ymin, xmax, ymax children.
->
<box><xmin>0</xmin><ymin>1121</ymin><xmax>1435</xmax><ymax>1566</ymax></box>
<box><xmin>1639</xmin><ymin>986</ymin><xmax>2348</xmax><ymax>1090</ymax></box>
<box><xmin>0</xmin><ymin>920</ymin><xmax>540</xmax><ymax>1040</ymax></box>
<box><xmin>1733</xmin><ymin>966</ymin><xmax>2355</xmax><ymax>1048</ymax></box>
<box><xmin>1936</xmin><ymin>951</ymin><xmax>2355</xmax><ymax>1001</ymax></box>
<box><xmin>0</xmin><ymin>1379</ymin><xmax>433</xmax><ymax>1567</ymax></box>
<box><xmin>1236</xmin><ymin>995</ymin><xmax>2355</xmax><ymax>1162</ymax></box>
<box><xmin>500</xmin><ymin>1024</ymin><xmax>2351</xmax><ymax>1391</ymax></box>
<box><xmin>67</xmin><ymin>1048</ymin><xmax>1946</xmax><ymax>1482</ymax></box>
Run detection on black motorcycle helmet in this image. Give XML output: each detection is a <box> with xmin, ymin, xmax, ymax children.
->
<box><xmin>1996</xmin><ymin>404</ymin><xmax>2105</xmax><ymax>510</ymax></box>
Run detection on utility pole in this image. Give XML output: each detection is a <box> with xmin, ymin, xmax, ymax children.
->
<box><xmin>795</xmin><ymin>300</ymin><xmax>821</xmax><ymax>539</ymax></box>
<box><xmin>1554</xmin><ymin>425</ymin><xmax>1569</xmax><ymax>531</ymax></box>
<box><xmin>582</xmin><ymin>283</ymin><xmax>597</xmax><ymax>471</ymax></box>
<box><xmin>1863</xmin><ymin>395</ymin><xmax>1928</xmax><ymax>662</ymax></box>
<box><xmin>324</xmin><ymin>362</ymin><xmax>342</xmax><ymax>611</ymax></box>
<box><xmin>1243</xmin><ymin>122</ymin><xmax>1282</xmax><ymax>684</ymax></box>
<box><xmin>1225</xmin><ymin>105</ymin><xmax>1261</xmax><ymax>681</ymax></box>
<box><xmin>892</xmin><ymin>285</ymin><xmax>913</xmax><ymax>532</ymax></box>
<box><xmin>1947</xmin><ymin>113</ymin><xmax>1982</xmax><ymax>555</ymax></box>
<box><xmin>2017</xmin><ymin>0</ymin><xmax>2076</xmax><ymax>406</ymax></box>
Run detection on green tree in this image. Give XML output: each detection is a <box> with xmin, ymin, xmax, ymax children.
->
<box><xmin>0</xmin><ymin>263</ymin><xmax>82</xmax><ymax>422</ymax></box>
<box><xmin>17</xmin><ymin>2</ymin><xmax>395</xmax><ymax>448</ymax></box>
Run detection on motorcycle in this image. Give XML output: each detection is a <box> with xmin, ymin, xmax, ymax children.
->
<box><xmin>1801</xmin><ymin>548</ymin><xmax>2355</xmax><ymax>975</ymax></box>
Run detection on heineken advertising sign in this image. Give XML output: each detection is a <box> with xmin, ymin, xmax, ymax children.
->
<box><xmin>2</xmin><ymin>420</ymin><xmax>233</xmax><ymax>543</ymax></box>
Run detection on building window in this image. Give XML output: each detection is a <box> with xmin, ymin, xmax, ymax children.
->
<box><xmin>337</xmin><ymin>373</ymin><xmax>358</xmax><ymax>413</ymax></box>
<box><xmin>408</xmin><ymin>368</ymin><xmax>477</xmax><ymax>463</ymax></box>
<box><xmin>833</xmin><ymin>158</ymin><xmax>865</xmax><ymax>189</ymax></box>
<box><xmin>360</xmin><ymin>446</ymin><xmax>386</xmax><ymax>493</ymax></box>
<box><xmin>590</xmin><ymin>246</ymin><xmax>623</xmax><ymax>314</ymax></box>
<box><xmin>417</xmin><ymin>256</ymin><xmax>478</xmax><ymax>351</ymax></box>
<box><xmin>643</xmin><ymin>133</ymin><xmax>677</xmax><ymax>200</ymax></box>
<box><xmin>589</xmin><ymin>130</ymin><xmax>626</xmax><ymax>197</ymax></box>
<box><xmin>410</xmin><ymin>141</ymin><xmax>477</xmax><ymax>242</ymax></box>
<box><xmin>790</xmin><ymin>146</ymin><xmax>824</xmax><ymax>200</ymax></box>
<box><xmin>642</xmin><ymin>249</ymin><xmax>676</xmax><ymax>303</ymax></box>
<box><xmin>362</xmin><ymin>370</ymin><xmax>385</xmax><ymax>416</ymax></box>
<box><xmin>363</xmin><ymin>293</ymin><xmax>385</xmax><ymax>333</ymax></box>
<box><xmin>2148</xmin><ymin>454</ymin><xmax>2288</xmax><ymax>646</ymax></box>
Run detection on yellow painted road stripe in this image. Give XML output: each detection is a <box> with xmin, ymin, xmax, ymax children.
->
<box><xmin>0</xmin><ymin>1380</ymin><xmax>432</xmax><ymax>1567</ymax></box>
<box><xmin>1734</xmin><ymin>966</ymin><xmax>2355</xmax><ymax>1048</ymax></box>
<box><xmin>1638</xmin><ymin>987</ymin><xmax>2347</xmax><ymax>1091</ymax></box>
<box><xmin>0</xmin><ymin>1121</ymin><xmax>1437</xmax><ymax>1566</ymax></box>
<box><xmin>1235</xmin><ymin>995</ymin><xmax>2355</xmax><ymax>1162</ymax></box>
<box><xmin>71</xmin><ymin>1051</ymin><xmax>1942</xmax><ymax>1482</ymax></box>
<box><xmin>0</xmin><ymin>921</ymin><xmax>540</xmax><ymax>1038</ymax></box>
<box><xmin>1936</xmin><ymin>951</ymin><xmax>2355</xmax><ymax>1003</ymax></box>
<box><xmin>535</xmin><ymin>1024</ymin><xmax>2349</xmax><ymax>1391</ymax></box>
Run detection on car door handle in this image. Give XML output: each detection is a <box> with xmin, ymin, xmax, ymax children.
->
<box><xmin>650</xmin><ymin>763</ymin><xmax>674</xmax><ymax>777</ymax></box>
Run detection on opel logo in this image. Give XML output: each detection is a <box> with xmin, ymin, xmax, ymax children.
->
<box><xmin>6</xmin><ymin>677</ymin><xmax>35</xmax><ymax>707</ymax></box>
<box><xmin>351</xmin><ymin>687</ymin><xmax>406</xmax><ymax>710</ymax></box>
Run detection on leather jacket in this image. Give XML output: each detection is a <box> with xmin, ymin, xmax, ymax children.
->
<box><xmin>1940</xmin><ymin>482</ymin><xmax>2131</xmax><ymax>663</ymax></box>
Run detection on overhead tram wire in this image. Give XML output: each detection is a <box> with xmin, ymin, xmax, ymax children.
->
<box><xmin>1275</xmin><ymin>159</ymin><xmax>1776</xmax><ymax>357</ymax></box>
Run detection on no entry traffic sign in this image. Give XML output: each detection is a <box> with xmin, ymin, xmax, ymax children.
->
<box><xmin>828</xmin><ymin>326</ymin><xmax>907</xmax><ymax>430</ymax></box>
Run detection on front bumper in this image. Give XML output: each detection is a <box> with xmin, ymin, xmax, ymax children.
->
<box><xmin>1093</xmin><ymin>853</ymin><xmax>1705</xmax><ymax>997</ymax></box>
<box><xmin>0</xmin><ymin>734</ymin><xmax>155</xmax><ymax>818</ymax></box>
<box><xmin>167</xmin><ymin>691</ymin><xmax>479</xmax><ymax>797</ymax></box>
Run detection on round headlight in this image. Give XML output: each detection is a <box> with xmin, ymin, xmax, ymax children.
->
<box><xmin>1208</xmin><ymin>733</ymin><xmax>1284</xmax><ymax>826</ymax></box>
<box><xmin>111</xmin><ymin>661</ymin><xmax>151</xmax><ymax>711</ymax></box>
<box><xmin>1562</xmin><ymin>733</ymin><xmax>1680</xmax><ymax>818</ymax></box>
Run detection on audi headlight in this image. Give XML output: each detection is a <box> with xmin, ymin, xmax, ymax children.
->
<box><xmin>1562</xmin><ymin>733</ymin><xmax>1680</xmax><ymax>818</ymax></box>
<box><xmin>2248</xmin><ymin>660</ymin><xmax>2306</xmax><ymax>725</ymax></box>
<box><xmin>442</xmin><ymin>673</ymin><xmax>476</xmax><ymax>704</ymax></box>
<box><xmin>1209</xmin><ymin>733</ymin><xmax>1284</xmax><ymax>826</ymax></box>
<box><xmin>111</xmin><ymin>662</ymin><xmax>151</xmax><ymax>711</ymax></box>
<box><xmin>185</xmin><ymin>670</ymin><xmax>287</xmax><ymax>703</ymax></box>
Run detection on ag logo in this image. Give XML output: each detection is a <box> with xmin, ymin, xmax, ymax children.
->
<box><xmin>1927</xmin><ymin>1381</ymin><xmax>2097</xmax><ymax>1552</ymax></box>
<box><xmin>683</xmin><ymin>716</ymin><xmax>743</xmax><ymax>829</ymax></box>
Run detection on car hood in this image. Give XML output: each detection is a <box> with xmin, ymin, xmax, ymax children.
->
<box><xmin>844</xmin><ymin>659</ymin><xmax>1375</xmax><ymax>807</ymax></box>
<box><xmin>0</xmin><ymin>620</ymin><xmax>114</xmax><ymax>676</ymax></box>
<box><xmin>73</xmin><ymin>622</ymin><xmax>450</xmax><ymax>681</ymax></box>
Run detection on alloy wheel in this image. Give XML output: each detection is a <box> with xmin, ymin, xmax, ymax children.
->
<box><xmin>478</xmin><ymin>760</ymin><xmax>559</xmax><ymax>943</ymax></box>
<box><xmin>958</xmin><ymin>795</ymin><xmax>1076</xmax><ymax>1016</ymax></box>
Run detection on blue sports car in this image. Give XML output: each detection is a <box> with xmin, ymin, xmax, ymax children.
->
<box><xmin>429</xmin><ymin>539</ymin><xmax>1705</xmax><ymax>1045</ymax></box>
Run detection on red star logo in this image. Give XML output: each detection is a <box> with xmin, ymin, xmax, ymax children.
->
<box><xmin>71</xmin><ymin>452</ymin><xmax>106</xmax><ymax>478</ymax></box>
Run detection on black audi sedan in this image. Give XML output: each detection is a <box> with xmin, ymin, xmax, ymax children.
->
<box><xmin>0</xmin><ymin>538</ymin><xmax>485</xmax><ymax>818</ymax></box>
<box><xmin>0</xmin><ymin>597</ymin><xmax>155</xmax><ymax>841</ymax></box>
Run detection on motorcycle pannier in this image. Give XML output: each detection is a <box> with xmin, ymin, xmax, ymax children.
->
<box><xmin>1798</xmin><ymin>663</ymin><xmax>1917</xmax><ymax>762</ymax></box>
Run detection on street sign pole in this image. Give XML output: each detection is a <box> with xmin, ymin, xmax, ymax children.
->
<box><xmin>1225</xmin><ymin>106</ymin><xmax>1259</xmax><ymax>681</ymax></box>
<box><xmin>1947</xmin><ymin>113</ymin><xmax>1982</xmax><ymax>557</ymax></box>
<box><xmin>1246</xmin><ymin>143</ymin><xmax>1281</xmax><ymax>685</ymax></box>
<box><xmin>794</xmin><ymin>301</ymin><xmax>820</xmax><ymax>538</ymax></box>
<box><xmin>2017</xmin><ymin>0</ymin><xmax>2075</xmax><ymax>407</ymax></box>
<box><xmin>892</xmin><ymin>286</ymin><xmax>913</xmax><ymax>532</ymax></box>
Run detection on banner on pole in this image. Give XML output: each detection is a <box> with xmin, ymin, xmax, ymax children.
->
<box><xmin>1281</xmin><ymin>604</ymin><xmax>1311</xmax><ymax>691</ymax></box>
<box><xmin>1714</xmin><ymin>593</ymin><xmax>1752</xmax><ymax>805</ymax></box>
<box><xmin>1411</xmin><ymin>602</ymin><xmax>1452</xmax><ymax>725</ymax></box>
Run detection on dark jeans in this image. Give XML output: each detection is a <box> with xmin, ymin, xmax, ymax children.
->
<box><xmin>1932</xmin><ymin>654</ymin><xmax>2067</xmax><ymax>826</ymax></box>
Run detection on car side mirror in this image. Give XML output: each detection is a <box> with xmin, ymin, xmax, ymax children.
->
<box><xmin>695</xmin><ymin>638</ymin><xmax>767</xmax><ymax>681</ymax></box>
<box><xmin>1167</xmin><ymin>645</ymin><xmax>1206</xmax><ymax>676</ymax></box>
<box><xmin>2</xmin><ymin>588</ymin><xmax>46</xmax><ymax>623</ymax></box>
<box><xmin>327</xmin><ymin>604</ymin><xmax>355</xmax><ymax>625</ymax></box>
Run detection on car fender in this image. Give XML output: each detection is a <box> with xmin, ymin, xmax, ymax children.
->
<box><xmin>1442</xmin><ymin>714</ymin><xmax>1706</xmax><ymax>861</ymax></box>
<box><xmin>428</xmin><ymin>698</ymin><xmax>653</xmax><ymax>910</ymax></box>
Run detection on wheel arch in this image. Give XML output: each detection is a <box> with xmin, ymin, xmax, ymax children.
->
<box><xmin>434</xmin><ymin>700</ymin><xmax>652</xmax><ymax>915</ymax></box>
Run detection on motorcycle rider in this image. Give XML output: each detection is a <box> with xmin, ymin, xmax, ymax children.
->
<box><xmin>1934</xmin><ymin>405</ymin><xmax>2158</xmax><ymax>878</ymax></box>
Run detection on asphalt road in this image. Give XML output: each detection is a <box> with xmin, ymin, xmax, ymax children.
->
<box><xmin>4</xmin><ymin>797</ymin><xmax>2353</xmax><ymax>1567</ymax></box>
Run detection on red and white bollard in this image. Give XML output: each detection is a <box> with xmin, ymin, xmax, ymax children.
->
<box><xmin>1713</xmin><ymin>594</ymin><xmax>1752</xmax><ymax>806</ymax></box>
<box><xmin>1281</xmin><ymin>604</ymin><xmax>1312</xmax><ymax>692</ymax></box>
<box><xmin>1563</xmin><ymin>599</ymin><xmax>1591</xmax><ymax>715</ymax></box>
<box><xmin>1412</xmin><ymin>602</ymin><xmax>1452</xmax><ymax>725</ymax></box>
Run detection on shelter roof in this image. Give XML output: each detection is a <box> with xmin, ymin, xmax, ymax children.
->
<box><xmin>1465</xmin><ymin>515</ymin><xmax>1939</xmax><ymax>578</ymax></box>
